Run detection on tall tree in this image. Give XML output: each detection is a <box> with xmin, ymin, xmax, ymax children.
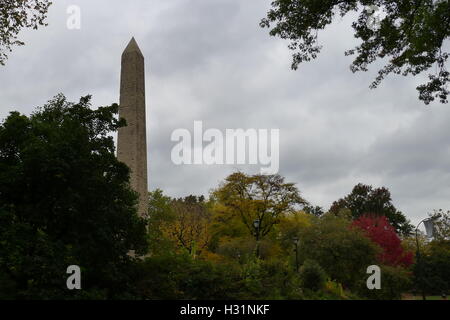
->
<box><xmin>329</xmin><ymin>183</ymin><xmax>413</xmax><ymax>235</ymax></box>
<box><xmin>213</xmin><ymin>172</ymin><xmax>307</xmax><ymax>243</ymax></box>
<box><xmin>261</xmin><ymin>0</ymin><xmax>449</xmax><ymax>104</ymax></box>
<box><xmin>0</xmin><ymin>94</ymin><xmax>147</xmax><ymax>299</ymax></box>
<box><xmin>0</xmin><ymin>0</ymin><xmax>52</xmax><ymax>65</ymax></box>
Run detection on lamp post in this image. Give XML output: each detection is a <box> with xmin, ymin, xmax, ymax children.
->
<box><xmin>253</xmin><ymin>219</ymin><xmax>260</xmax><ymax>258</ymax></box>
<box><xmin>293</xmin><ymin>236</ymin><xmax>299</xmax><ymax>272</ymax></box>
<box><xmin>415</xmin><ymin>215</ymin><xmax>440</xmax><ymax>300</ymax></box>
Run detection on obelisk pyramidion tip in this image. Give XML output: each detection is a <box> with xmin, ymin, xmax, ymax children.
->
<box><xmin>122</xmin><ymin>37</ymin><xmax>143</xmax><ymax>57</ymax></box>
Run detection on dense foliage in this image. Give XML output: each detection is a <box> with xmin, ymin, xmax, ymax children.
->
<box><xmin>329</xmin><ymin>183</ymin><xmax>413</xmax><ymax>235</ymax></box>
<box><xmin>413</xmin><ymin>211</ymin><xmax>450</xmax><ymax>297</ymax></box>
<box><xmin>353</xmin><ymin>215</ymin><xmax>414</xmax><ymax>267</ymax></box>
<box><xmin>1</xmin><ymin>95</ymin><xmax>448</xmax><ymax>300</ymax></box>
<box><xmin>0</xmin><ymin>94</ymin><xmax>147</xmax><ymax>299</ymax></box>
<box><xmin>298</xmin><ymin>214</ymin><xmax>379</xmax><ymax>289</ymax></box>
<box><xmin>298</xmin><ymin>260</ymin><xmax>327</xmax><ymax>292</ymax></box>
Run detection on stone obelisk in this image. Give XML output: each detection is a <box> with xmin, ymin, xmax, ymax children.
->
<box><xmin>117</xmin><ymin>37</ymin><xmax>148</xmax><ymax>216</ymax></box>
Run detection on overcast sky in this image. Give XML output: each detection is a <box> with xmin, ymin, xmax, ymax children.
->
<box><xmin>1</xmin><ymin>0</ymin><xmax>449</xmax><ymax>226</ymax></box>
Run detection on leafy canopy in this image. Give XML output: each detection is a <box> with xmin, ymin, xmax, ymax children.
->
<box><xmin>298</xmin><ymin>215</ymin><xmax>379</xmax><ymax>288</ymax></box>
<box><xmin>0</xmin><ymin>94</ymin><xmax>147</xmax><ymax>299</ymax></box>
<box><xmin>329</xmin><ymin>183</ymin><xmax>413</xmax><ymax>235</ymax></box>
<box><xmin>212</xmin><ymin>172</ymin><xmax>307</xmax><ymax>240</ymax></box>
<box><xmin>261</xmin><ymin>0</ymin><xmax>449</xmax><ymax>104</ymax></box>
<box><xmin>353</xmin><ymin>214</ymin><xmax>414</xmax><ymax>267</ymax></box>
<box><xmin>0</xmin><ymin>0</ymin><xmax>52</xmax><ymax>65</ymax></box>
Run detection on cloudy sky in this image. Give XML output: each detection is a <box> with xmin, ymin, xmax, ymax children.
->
<box><xmin>1</xmin><ymin>0</ymin><xmax>448</xmax><ymax>226</ymax></box>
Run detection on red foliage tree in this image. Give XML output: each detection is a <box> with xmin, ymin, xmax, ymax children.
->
<box><xmin>352</xmin><ymin>214</ymin><xmax>414</xmax><ymax>267</ymax></box>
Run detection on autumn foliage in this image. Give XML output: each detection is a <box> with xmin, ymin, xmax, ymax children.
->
<box><xmin>352</xmin><ymin>214</ymin><xmax>414</xmax><ymax>268</ymax></box>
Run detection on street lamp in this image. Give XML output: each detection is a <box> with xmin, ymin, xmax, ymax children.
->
<box><xmin>253</xmin><ymin>219</ymin><xmax>260</xmax><ymax>258</ymax></box>
<box><xmin>253</xmin><ymin>219</ymin><xmax>260</xmax><ymax>231</ymax></box>
<box><xmin>415</xmin><ymin>215</ymin><xmax>440</xmax><ymax>300</ymax></box>
<box><xmin>293</xmin><ymin>236</ymin><xmax>299</xmax><ymax>272</ymax></box>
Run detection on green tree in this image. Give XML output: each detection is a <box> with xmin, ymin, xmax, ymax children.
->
<box><xmin>238</xmin><ymin>258</ymin><xmax>302</xmax><ymax>299</ymax></box>
<box><xmin>276</xmin><ymin>211</ymin><xmax>313</xmax><ymax>254</ymax></box>
<box><xmin>414</xmin><ymin>239</ymin><xmax>450</xmax><ymax>295</ymax></box>
<box><xmin>303</xmin><ymin>204</ymin><xmax>324</xmax><ymax>217</ymax></box>
<box><xmin>299</xmin><ymin>259</ymin><xmax>328</xmax><ymax>292</ymax></box>
<box><xmin>357</xmin><ymin>265</ymin><xmax>412</xmax><ymax>300</ymax></box>
<box><xmin>0</xmin><ymin>0</ymin><xmax>52</xmax><ymax>65</ymax></box>
<box><xmin>0</xmin><ymin>94</ymin><xmax>147</xmax><ymax>299</ymax></box>
<box><xmin>299</xmin><ymin>215</ymin><xmax>379</xmax><ymax>289</ymax></box>
<box><xmin>147</xmin><ymin>189</ymin><xmax>176</xmax><ymax>255</ymax></box>
<box><xmin>261</xmin><ymin>0</ymin><xmax>449</xmax><ymax>104</ymax></box>
<box><xmin>329</xmin><ymin>183</ymin><xmax>413</xmax><ymax>235</ymax></box>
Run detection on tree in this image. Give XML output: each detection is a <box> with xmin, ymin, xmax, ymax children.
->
<box><xmin>212</xmin><ymin>172</ymin><xmax>307</xmax><ymax>247</ymax></box>
<box><xmin>353</xmin><ymin>214</ymin><xmax>414</xmax><ymax>267</ymax></box>
<box><xmin>261</xmin><ymin>0</ymin><xmax>449</xmax><ymax>104</ymax></box>
<box><xmin>329</xmin><ymin>183</ymin><xmax>413</xmax><ymax>235</ymax></box>
<box><xmin>147</xmin><ymin>189</ymin><xmax>176</xmax><ymax>255</ymax></box>
<box><xmin>299</xmin><ymin>215</ymin><xmax>379</xmax><ymax>289</ymax></box>
<box><xmin>277</xmin><ymin>211</ymin><xmax>313</xmax><ymax>252</ymax></box>
<box><xmin>358</xmin><ymin>265</ymin><xmax>412</xmax><ymax>300</ymax></box>
<box><xmin>303</xmin><ymin>204</ymin><xmax>325</xmax><ymax>216</ymax></box>
<box><xmin>298</xmin><ymin>259</ymin><xmax>328</xmax><ymax>292</ymax></box>
<box><xmin>0</xmin><ymin>94</ymin><xmax>148</xmax><ymax>299</ymax></box>
<box><xmin>429</xmin><ymin>209</ymin><xmax>450</xmax><ymax>240</ymax></box>
<box><xmin>414</xmin><ymin>239</ymin><xmax>450</xmax><ymax>295</ymax></box>
<box><xmin>148</xmin><ymin>191</ymin><xmax>213</xmax><ymax>258</ymax></box>
<box><xmin>169</xmin><ymin>195</ymin><xmax>212</xmax><ymax>257</ymax></box>
<box><xmin>0</xmin><ymin>0</ymin><xmax>52</xmax><ymax>65</ymax></box>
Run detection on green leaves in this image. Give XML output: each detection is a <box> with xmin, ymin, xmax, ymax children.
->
<box><xmin>329</xmin><ymin>183</ymin><xmax>414</xmax><ymax>235</ymax></box>
<box><xmin>299</xmin><ymin>259</ymin><xmax>327</xmax><ymax>292</ymax></box>
<box><xmin>0</xmin><ymin>94</ymin><xmax>148</xmax><ymax>299</ymax></box>
<box><xmin>298</xmin><ymin>214</ymin><xmax>379</xmax><ymax>288</ymax></box>
<box><xmin>0</xmin><ymin>0</ymin><xmax>52</xmax><ymax>65</ymax></box>
<box><xmin>261</xmin><ymin>0</ymin><xmax>449</xmax><ymax>104</ymax></box>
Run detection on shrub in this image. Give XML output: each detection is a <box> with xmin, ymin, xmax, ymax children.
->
<box><xmin>136</xmin><ymin>252</ymin><xmax>241</xmax><ymax>299</ymax></box>
<box><xmin>357</xmin><ymin>265</ymin><xmax>412</xmax><ymax>300</ymax></box>
<box><xmin>299</xmin><ymin>215</ymin><xmax>379</xmax><ymax>289</ymax></box>
<box><xmin>299</xmin><ymin>260</ymin><xmax>327</xmax><ymax>292</ymax></box>
<box><xmin>238</xmin><ymin>258</ymin><xmax>302</xmax><ymax>299</ymax></box>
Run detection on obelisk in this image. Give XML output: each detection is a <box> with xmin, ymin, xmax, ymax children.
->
<box><xmin>117</xmin><ymin>37</ymin><xmax>148</xmax><ymax>217</ymax></box>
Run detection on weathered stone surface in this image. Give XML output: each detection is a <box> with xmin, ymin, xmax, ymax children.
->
<box><xmin>117</xmin><ymin>37</ymin><xmax>148</xmax><ymax>216</ymax></box>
